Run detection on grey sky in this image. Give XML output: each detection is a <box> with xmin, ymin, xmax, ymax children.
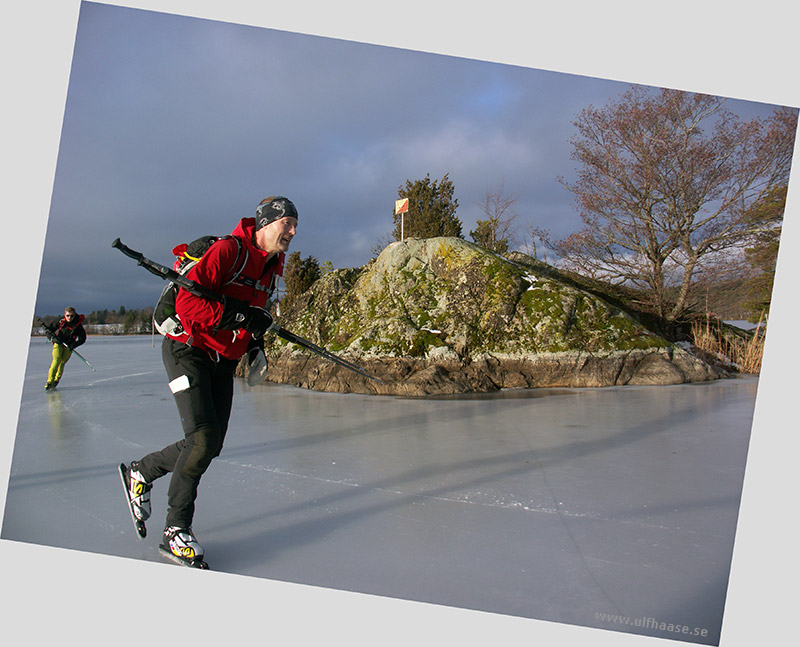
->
<box><xmin>35</xmin><ymin>2</ymin><xmax>791</xmax><ymax>315</ymax></box>
<box><xmin>5</xmin><ymin>2</ymin><xmax>800</xmax><ymax>647</ymax></box>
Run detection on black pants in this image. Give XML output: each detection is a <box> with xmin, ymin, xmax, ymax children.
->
<box><xmin>136</xmin><ymin>338</ymin><xmax>238</xmax><ymax>529</ymax></box>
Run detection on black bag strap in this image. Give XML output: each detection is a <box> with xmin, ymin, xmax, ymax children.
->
<box><xmin>217</xmin><ymin>236</ymin><xmax>249</xmax><ymax>287</ymax></box>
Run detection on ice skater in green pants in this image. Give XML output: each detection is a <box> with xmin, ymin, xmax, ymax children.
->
<box><xmin>44</xmin><ymin>307</ymin><xmax>87</xmax><ymax>390</ymax></box>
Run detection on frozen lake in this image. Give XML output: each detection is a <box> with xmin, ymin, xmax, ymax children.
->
<box><xmin>3</xmin><ymin>335</ymin><xmax>759</xmax><ymax>644</ymax></box>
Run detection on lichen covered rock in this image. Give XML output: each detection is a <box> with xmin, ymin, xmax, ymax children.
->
<box><xmin>244</xmin><ymin>237</ymin><xmax>727</xmax><ymax>395</ymax></box>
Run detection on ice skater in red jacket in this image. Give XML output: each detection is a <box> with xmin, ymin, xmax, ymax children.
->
<box><xmin>44</xmin><ymin>307</ymin><xmax>87</xmax><ymax>391</ymax></box>
<box><xmin>120</xmin><ymin>196</ymin><xmax>298</xmax><ymax>566</ymax></box>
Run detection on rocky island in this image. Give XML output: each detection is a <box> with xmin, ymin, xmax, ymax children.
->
<box><xmin>240</xmin><ymin>237</ymin><xmax>728</xmax><ymax>396</ymax></box>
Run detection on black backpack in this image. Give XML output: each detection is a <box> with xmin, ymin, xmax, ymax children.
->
<box><xmin>153</xmin><ymin>235</ymin><xmax>248</xmax><ymax>337</ymax></box>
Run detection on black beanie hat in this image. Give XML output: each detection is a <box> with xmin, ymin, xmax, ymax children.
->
<box><xmin>255</xmin><ymin>196</ymin><xmax>298</xmax><ymax>230</ymax></box>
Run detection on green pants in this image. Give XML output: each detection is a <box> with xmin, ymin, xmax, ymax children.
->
<box><xmin>47</xmin><ymin>343</ymin><xmax>72</xmax><ymax>383</ymax></box>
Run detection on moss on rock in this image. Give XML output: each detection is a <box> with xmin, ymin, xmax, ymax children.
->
<box><xmin>253</xmin><ymin>237</ymin><xmax>724</xmax><ymax>395</ymax></box>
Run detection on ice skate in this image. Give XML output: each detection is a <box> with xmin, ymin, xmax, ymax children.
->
<box><xmin>118</xmin><ymin>462</ymin><xmax>151</xmax><ymax>539</ymax></box>
<box><xmin>159</xmin><ymin>526</ymin><xmax>209</xmax><ymax>569</ymax></box>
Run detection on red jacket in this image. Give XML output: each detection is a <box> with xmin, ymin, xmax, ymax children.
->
<box><xmin>54</xmin><ymin>314</ymin><xmax>86</xmax><ymax>349</ymax></box>
<box><xmin>169</xmin><ymin>218</ymin><xmax>284</xmax><ymax>360</ymax></box>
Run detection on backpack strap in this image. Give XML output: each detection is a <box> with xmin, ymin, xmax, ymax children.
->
<box><xmin>231</xmin><ymin>252</ymin><xmax>279</xmax><ymax>295</ymax></box>
<box><xmin>217</xmin><ymin>236</ymin><xmax>249</xmax><ymax>288</ymax></box>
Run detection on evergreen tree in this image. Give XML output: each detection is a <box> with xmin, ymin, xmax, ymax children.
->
<box><xmin>123</xmin><ymin>310</ymin><xmax>138</xmax><ymax>334</ymax></box>
<box><xmin>470</xmin><ymin>219</ymin><xmax>510</xmax><ymax>254</ymax></box>
<box><xmin>392</xmin><ymin>173</ymin><xmax>462</xmax><ymax>240</ymax></box>
<box><xmin>742</xmin><ymin>184</ymin><xmax>786</xmax><ymax>320</ymax></box>
<box><xmin>283</xmin><ymin>251</ymin><xmax>322</xmax><ymax>303</ymax></box>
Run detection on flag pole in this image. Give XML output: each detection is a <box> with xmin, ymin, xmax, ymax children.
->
<box><xmin>395</xmin><ymin>198</ymin><xmax>409</xmax><ymax>241</ymax></box>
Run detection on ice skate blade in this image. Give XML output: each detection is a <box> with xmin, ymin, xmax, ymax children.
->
<box><xmin>158</xmin><ymin>545</ymin><xmax>209</xmax><ymax>569</ymax></box>
<box><xmin>118</xmin><ymin>463</ymin><xmax>146</xmax><ymax>539</ymax></box>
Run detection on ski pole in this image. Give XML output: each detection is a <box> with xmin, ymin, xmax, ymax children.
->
<box><xmin>112</xmin><ymin>238</ymin><xmax>222</xmax><ymax>303</ymax></box>
<box><xmin>112</xmin><ymin>238</ymin><xmax>382</xmax><ymax>382</ymax></box>
<box><xmin>37</xmin><ymin>318</ymin><xmax>96</xmax><ymax>371</ymax></box>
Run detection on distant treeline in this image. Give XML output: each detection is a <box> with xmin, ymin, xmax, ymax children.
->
<box><xmin>35</xmin><ymin>307</ymin><xmax>154</xmax><ymax>335</ymax></box>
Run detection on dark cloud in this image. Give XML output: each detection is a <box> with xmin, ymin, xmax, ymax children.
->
<box><xmin>35</xmin><ymin>2</ymin><xmax>787</xmax><ymax>315</ymax></box>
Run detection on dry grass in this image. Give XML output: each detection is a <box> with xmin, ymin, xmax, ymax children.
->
<box><xmin>690</xmin><ymin>313</ymin><xmax>765</xmax><ymax>374</ymax></box>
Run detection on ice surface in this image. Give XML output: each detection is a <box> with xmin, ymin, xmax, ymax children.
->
<box><xmin>2</xmin><ymin>335</ymin><xmax>758</xmax><ymax>644</ymax></box>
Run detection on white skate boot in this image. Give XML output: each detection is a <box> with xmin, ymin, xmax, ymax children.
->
<box><xmin>119</xmin><ymin>462</ymin><xmax>152</xmax><ymax>539</ymax></box>
<box><xmin>159</xmin><ymin>526</ymin><xmax>208</xmax><ymax>569</ymax></box>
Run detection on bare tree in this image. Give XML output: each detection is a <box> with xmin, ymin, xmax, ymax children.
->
<box><xmin>557</xmin><ymin>85</ymin><xmax>796</xmax><ymax>326</ymax></box>
<box><xmin>518</xmin><ymin>215</ymin><xmax>554</xmax><ymax>263</ymax></box>
<box><xmin>470</xmin><ymin>179</ymin><xmax>519</xmax><ymax>253</ymax></box>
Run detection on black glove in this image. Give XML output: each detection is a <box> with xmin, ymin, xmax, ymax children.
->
<box><xmin>244</xmin><ymin>307</ymin><xmax>274</xmax><ymax>338</ymax></box>
<box><xmin>219</xmin><ymin>298</ymin><xmax>274</xmax><ymax>339</ymax></box>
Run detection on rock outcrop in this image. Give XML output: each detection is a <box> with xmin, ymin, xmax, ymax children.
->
<box><xmin>240</xmin><ymin>237</ymin><xmax>728</xmax><ymax>395</ymax></box>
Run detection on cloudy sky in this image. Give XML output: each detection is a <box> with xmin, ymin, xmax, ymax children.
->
<box><xmin>32</xmin><ymin>1</ymin><xmax>792</xmax><ymax>316</ymax></box>
<box><xmin>5</xmin><ymin>2</ymin><xmax>800</xmax><ymax>646</ymax></box>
